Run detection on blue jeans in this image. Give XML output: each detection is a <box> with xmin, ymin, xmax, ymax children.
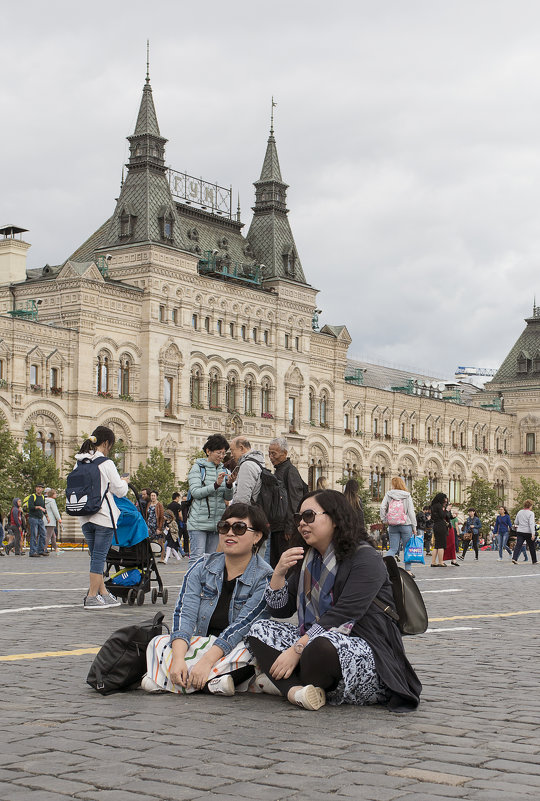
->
<box><xmin>29</xmin><ymin>517</ymin><xmax>46</xmax><ymax>555</ymax></box>
<box><xmin>188</xmin><ymin>529</ymin><xmax>219</xmax><ymax>566</ymax></box>
<box><xmin>82</xmin><ymin>522</ymin><xmax>115</xmax><ymax>574</ymax></box>
<box><xmin>388</xmin><ymin>524</ymin><xmax>414</xmax><ymax>570</ymax></box>
<box><xmin>498</xmin><ymin>532</ymin><xmax>509</xmax><ymax>558</ymax></box>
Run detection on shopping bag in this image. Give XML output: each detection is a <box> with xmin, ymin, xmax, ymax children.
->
<box><xmin>404</xmin><ymin>534</ymin><xmax>425</xmax><ymax>564</ymax></box>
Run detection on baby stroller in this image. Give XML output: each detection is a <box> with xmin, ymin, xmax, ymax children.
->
<box><xmin>103</xmin><ymin>488</ymin><xmax>168</xmax><ymax>606</ymax></box>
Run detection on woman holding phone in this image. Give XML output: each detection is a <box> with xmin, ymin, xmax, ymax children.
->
<box><xmin>186</xmin><ymin>434</ymin><xmax>234</xmax><ymax>564</ymax></box>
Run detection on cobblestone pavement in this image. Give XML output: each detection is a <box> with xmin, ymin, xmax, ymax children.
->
<box><xmin>2</xmin><ymin>549</ymin><xmax>540</xmax><ymax>801</ymax></box>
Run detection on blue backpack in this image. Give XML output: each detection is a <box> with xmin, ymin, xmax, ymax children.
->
<box><xmin>66</xmin><ymin>455</ymin><xmax>111</xmax><ymax>517</ymax></box>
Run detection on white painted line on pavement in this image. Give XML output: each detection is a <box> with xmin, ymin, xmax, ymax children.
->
<box><xmin>417</xmin><ymin>573</ymin><xmax>540</xmax><ymax>582</ymax></box>
<box><xmin>0</xmin><ymin>604</ymin><xmax>82</xmax><ymax>615</ymax></box>
<box><xmin>422</xmin><ymin>589</ymin><xmax>462</xmax><ymax>594</ymax></box>
<box><xmin>0</xmin><ymin>585</ymin><xmax>182</xmax><ymax>593</ymax></box>
<box><xmin>426</xmin><ymin>627</ymin><xmax>482</xmax><ymax>633</ymax></box>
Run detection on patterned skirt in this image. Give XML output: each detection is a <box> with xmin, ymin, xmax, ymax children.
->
<box><xmin>249</xmin><ymin>619</ymin><xmax>389</xmax><ymax>707</ymax></box>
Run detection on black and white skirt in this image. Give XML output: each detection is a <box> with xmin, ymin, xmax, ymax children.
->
<box><xmin>249</xmin><ymin>619</ymin><xmax>389</xmax><ymax>706</ymax></box>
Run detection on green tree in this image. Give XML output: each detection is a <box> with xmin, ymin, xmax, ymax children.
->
<box><xmin>411</xmin><ymin>476</ymin><xmax>430</xmax><ymax>512</ymax></box>
<box><xmin>511</xmin><ymin>476</ymin><xmax>540</xmax><ymax>517</ymax></box>
<box><xmin>462</xmin><ymin>472</ymin><xmax>499</xmax><ymax>528</ymax></box>
<box><xmin>130</xmin><ymin>447</ymin><xmax>177</xmax><ymax>503</ymax></box>
<box><xmin>0</xmin><ymin>416</ymin><xmax>20</xmax><ymax>515</ymax></box>
<box><xmin>14</xmin><ymin>426</ymin><xmax>64</xmax><ymax>500</ymax></box>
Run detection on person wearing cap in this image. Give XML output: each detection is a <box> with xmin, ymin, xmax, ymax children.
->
<box><xmin>28</xmin><ymin>482</ymin><xmax>48</xmax><ymax>557</ymax></box>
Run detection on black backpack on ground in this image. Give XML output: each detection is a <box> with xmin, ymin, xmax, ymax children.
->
<box><xmin>87</xmin><ymin>611</ymin><xmax>167</xmax><ymax>695</ymax></box>
<box><xmin>373</xmin><ymin>554</ymin><xmax>428</xmax><ymax>636</ymax></box>
<box><xmin>244</xmin><ymin>457</ymin><xmax>289</xmax><ymax>531</ymax></box>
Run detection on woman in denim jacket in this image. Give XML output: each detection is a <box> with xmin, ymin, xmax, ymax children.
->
<box><xmin>143</xmin><ymin>502</ymin><xmax>273</xmax><ymax>696</ymax></box>
<box><xmin>458</xmin><ymin>508</ymin><xmax>482</xmax><ymax>561</ymax></box>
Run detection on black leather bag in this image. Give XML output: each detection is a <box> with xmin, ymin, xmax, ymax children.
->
<box><xmin>374</xmin><ymin>554</ymin><xmax>428</xmax><ymax>636</ymax></box>
<box><xmin>87</xmin><ymin>611</ymin><xmax>167</xmax><ymax>694</ymax></box>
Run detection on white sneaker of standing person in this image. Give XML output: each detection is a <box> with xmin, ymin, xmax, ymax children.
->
<box><xmin>100</xmin><ymin>591</ymin><xmax>121</xmax><ymax>607</ymax></box>
<box><xmin>83</xmin><ymin>594</ymin><xmax>107</xmax><ymax>610</ymax></box>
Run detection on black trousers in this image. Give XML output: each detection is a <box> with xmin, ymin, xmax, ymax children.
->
<box><xmin>247</xmin><ymin>635</ymin><xmax>342</xmax><ymax>696</ymax></box>
<box><xmin>512</xmin><ymin>533</ymin><xmax>537</xmax><ymax>564</ymax></box>
<box><xmin>461</xmin><ymin>533</ymin><xmax>479</xmax><ymax>559</ymax></box>
<box><xmin>269</xmin><ymin>530</ymin><xmax>290</xmax><ymax>568</ymax></box>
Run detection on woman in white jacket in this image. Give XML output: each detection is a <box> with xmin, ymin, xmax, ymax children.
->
<box><xmin>380</xmin><ymin>477</ymin><xmax>417</xmax><ymax>576</ymax></box>
<box><xmin>511</xmin><ymin>499</ymin><xmax>537</xmax><ymax>565</ymax></box>
<box><xmin>74</xmin><ymin>426</ymin><xmax>129</xmax><ymax>609</ymax></box>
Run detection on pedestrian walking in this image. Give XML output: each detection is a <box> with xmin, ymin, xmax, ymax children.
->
<box><xmin>27</xmin><ymin>482</ymin><xmax>48</xmax><ymax>558</ymax></box>
<box><xmin>45</xmin><ymin>489</ymin><xmax>62</xmax><ymax>554</ymax></box>
<box><xmin>511</xmin><ymin>500</ymin><xmax>537</xmax><ymax>565</ymax></box>
<box><xmin>380</xmin><ymin>477</ymin><xmax>417</xmax><ymax>577</ymax></box>
<box><xmin>443</xmin><ymin>506</ymin><xmax>460</xmax><ymax>567</ymax></box>
<box><xmin>161</xmin><ymin>509</ymin><xmax>183</xmax><ymax>563</ymax></box>
<box><xmin>493</xmin><ymin>506</ymin><xmax>513</xmax><ymax>561</ymax></box>
<box><xmin>5</xmin><ymin>499</ymin><xmax>24</xmax><ymax>556</ymax></box>
<box><xmin>458</xmin><ymin>509</ymin><xmax>482</xmax><ymax>561</ymax></box>
<box><xmin>73</xmin><ymin>426</ymin><xmax>128</xmax><ymax>609</ymax></box>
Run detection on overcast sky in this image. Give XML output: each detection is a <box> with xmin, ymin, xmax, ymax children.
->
<box><xmin>2</xmin><ymin>0</ymin><xmax>540</xmax><ymax>378</ymax></box>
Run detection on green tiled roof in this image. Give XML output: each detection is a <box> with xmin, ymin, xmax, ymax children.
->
<box><xmin>489</xmin><ymin>314</ymin><xmax>540</xmax><ymax>387</ymax></box>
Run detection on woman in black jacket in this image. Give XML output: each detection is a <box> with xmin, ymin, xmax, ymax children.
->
<box><xmin>430</xmin><ymin>492</ymin><xmax>449</xmax><ymax>568</ymax></box>
<box><xmin>248</xmin><ymin>490</ymin><xmax>421</xmax><ymax>712</ymax></box>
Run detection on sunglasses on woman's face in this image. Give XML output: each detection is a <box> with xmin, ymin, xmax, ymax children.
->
<box><xmin>293</xmin><ymin>509</ymin><xmax>327</xmax><ymax>527</ymax></box>
<box><xmin>217</xmin><ymin>520</ymin><xmax>257</xmax><ymax>536</ymax></box>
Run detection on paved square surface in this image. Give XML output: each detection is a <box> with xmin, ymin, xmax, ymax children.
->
<box><xmin>2</xmin><ymin>549</ymin><xmax>540</xmax><ymax>800</ymax></box>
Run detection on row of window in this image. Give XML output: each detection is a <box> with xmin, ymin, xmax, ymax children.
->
<box><xmin>97</xmin><ymin>356</ymin><xmax>131</xmax><ymax>395</ymax></box>
<box><xmin>28</xmin><ymin>365</ymin><xmax>61</xmax><ymax>389</ymax></box>
<box><xmin>190</xmin><ymin>315</ymin><xmax>301</xmax><ymax>350</ymax></box>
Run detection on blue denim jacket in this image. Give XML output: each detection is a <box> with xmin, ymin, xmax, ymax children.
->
<box><xmin>170</xmin><ymin>551</ymin><xmax>273</xmax><ymax>655</ymax></box>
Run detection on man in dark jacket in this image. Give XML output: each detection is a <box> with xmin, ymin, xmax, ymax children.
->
<box><xmin>28</xmin><ymin>482</ymin><xmax>48</xmax><ymax>557</ymax></box>
<box><xmin>268</xmin><ymin>437</ymin><xmax>308</xmax><ymax>567</ymax></box>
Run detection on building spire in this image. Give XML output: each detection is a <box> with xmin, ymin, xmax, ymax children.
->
<box><xmin>146</xmin><ymin>39</ymin><xmax>150</xmax><ymax>85</ymax></box>
<box><xmin>270</xmin><ymin>96</ymin><xmax>276</xmax><ymax>135</ymax></box>
<box><xmin>133</xmin><ymin>45</ymin><xmax>160</xmax><ymax>137</ymax></box>
<box><xmin>236</xmin><ymin>194</ymin><xmax>241</xmax><ymax>222</ymax></box>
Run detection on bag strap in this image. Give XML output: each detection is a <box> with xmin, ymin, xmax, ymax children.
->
<box><xmin>372</xmin><ymin>596</ymin><xmax>400</xmax><ymax>622</ymax></box>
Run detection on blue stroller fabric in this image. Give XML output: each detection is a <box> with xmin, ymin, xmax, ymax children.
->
<box><xmin>114</xmin><ymin>496</ymin><xmax>148</xmax><ymax>548</ymax></box>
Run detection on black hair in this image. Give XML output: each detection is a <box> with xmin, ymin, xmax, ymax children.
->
<box><xmin>499</xmin><ymin>505</ymin><xmax>509</xmax><ymax>514</ymax></box>
<box><xmin>150</xmin><ymin>489</ymin><xmax>159</xmax><ymax>497</ymax></box>
<box><xmin>78</xmin><ymin>425</ymin><xmax>115</xmax><ymax>454</ymax></box>
<box><xmin>220</xmin><ymin>502</ymin><xmax>270</xmax><ymax>543</ymax></box>
<box><xmin>299</xmin><ymin>489</ymin><xmax>373</xmax><ymax>561</ymax></box>
<box><xmin>203</xmin><ymin>434</ymin><xmax>230</xmax><ymax>454</ymax></box>
<box><xmin>468</xmin><ymin>507</ymin><xmax>476</xmax><ymax>513</ymax></box>
<box><xmin>172</xmin><ymin>492</ymin><xmax>180</xmax><ymax>500</ymax></box>
<box><xmin>431</xmin><ymin>492</ymin><xmax>447</xmax><ymax>508</ymax></box>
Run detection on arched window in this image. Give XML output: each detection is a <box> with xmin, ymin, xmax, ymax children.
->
<box><xmin>118</xmin><ymin>358</ymin><xmax>130</xmax><ymax>396</ymax></box>
<box><xmin>30</xmin><ymin>364</ymin><xmax>39</xmax><ymax>386</ymax></box>
<box><xmin>164</xmin><ymin>376</ymin><xmax>173</xmax><ymax>415</ymax></box>
<box><xmin>50</xmin><ymin>367</ymin><xmax>59</xmax><ymax>389</ymax></box>
<box><xmin>448</xmin><ymin>472</ymin><xmax>462</xmax><ymax>503</ymax></box>
<box><xmin>370</xmin><ymin>467</ymin><xmax>386</xmax><ymax>501</ymax></box>
<box><xmin>97</xmin><ymin>354</ymin><xmax>109</xmax><ymax>393</ymax></box>
<box><xmin>36</xmin><ymin>430</ymin><xmax>45</xmax><ymax>452</ymax></box>
<box><xmin>116</xmin><ymin>439</ymin><xmax>126</xmax><ymax>473</ymax></box>
<box><xmin>190</xmin><ymin>369</ymin><xmax>201</xmax><ymax>406</ymax></box>
<box><xmin>308</xmin><ymin>459</ymin><xmax>324</xmax><ymax>491</ymax></box>
<box><xmin>319</xmin><ymin>392</ymin><xmax>328</xmax><ymax>425</ymax></box>
<box><xmin>244</xmin><ymin>377</ymin><xmax>254</xmax><ymax>413</ymax></box>
<box><xmin>226</xmin><ymin>375</ymin><xmax>237</xmax><ymax>412</ymax></box>
<box><xmin>261</xmin><ymin>379</ymin><xmax>271</xmax><ymax>415</ymax></box>
<box><xmin>209</xmin><ymin>370</ymin><xmax>220</xmax><ymax>410</ymax></box>
<box><xmin>45</xmin><ymin>432</ymin><xmax>56</xmax><ymax>460</ymax></box>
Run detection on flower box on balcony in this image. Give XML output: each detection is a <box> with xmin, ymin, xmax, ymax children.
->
<box><xmin>355</xmin><ymin>430</ymin><xmax>363</xmax><ymax>437</ymax></box>
<box><xmin>0</xmin><ymin>379</ymin><xmax>8</xmax><ymax>390</ymax></box>
<box><xmin>483</xmin><ymin>448</ymin><xmax>488</xmax><ymax>454</ymax></box>
<box><xmin>374</xmin><ymin>432</ymin><xmax>381</xmax><ymax>439</ymax></box>
<box><xmin>209</xmin><ymin>405</ymin><xmax>222</xmax><ymax>412</ymax></box>
<box><xmin>497</xmin><ymin>449</ymin><xmax>503</xmax><ymax>454</ymax></box>
<box><xmin>344</xmin><ymin>428</ymin><xmax>352</xmax><ymax>436</ymax></box>
<box><xmin>524</xmin><ymin>451</ymin><xmax>534</xmax><ymax>456</ymax></box>
<box><xmin>309</xmin><ymin>420</ymin><xmax>316</xmax><ymax>426</ymax></box>
<box><xmin>320</xmin><ymin>422</ymin><xmax>330</xmax><ymax>429</ymax></box>
<box><xmin>411</xmin><ymin>438</ymin><xmax>418</xmax><ymax>445</ymax></box>
<box><xmin>385</xmin><ymin>434</ymin><xmax>392</xmax><ymax>441</ymax></box>
<box><xmin>401</xmin><ymin>438</ymin><xmax>409</xmax><ymax>444</ymax></box>
<box><xmin>119</xmin><ymin>393</ymin><xmax>134</xmax><ymax>402</ymax></box>
<box><xmin>437</xmin><ymin>442</ymin><xmax>443</xmax><ymax>447</ymax></box>
<box><xmin>97</xmin><ymin>390</ymin><xmax>112</xmax><ymax>398</ymax></box>
<box><xmin>261</xmin><ymin>412</ymin><xmax>274</xmax><ymax>419</ymax></box>
<box><xmin>50</xmin><ymin>386</ymin><xmax>63</xmax><ymax>396</ymax></box>
<box><xmin>30</xmin><ymin>384</ymin><xmax>42</xmax><ymax>392</ymax></box>
<box><xmin>289</xmin><ymin>426</ymin><xmax>299</xmax><ymax>435</ymax></box>
<box><xmin>164</xmin><ymin>411</ymin><xmax>176</xmax><ymax>419</ymax></box>
<box><xmin>191</xmin><ymin>402</ymin><xmax>204</xmax><ymax>410</ymax></box>
<box><xmin>244</xmin><ymin>411</ymin><xmax>256</xmax><ymax>417</ymax></box>
<box><xmin>427</xmin><ymin>439</ymin><xmax>434</xmax><ymax>445</ymax></box>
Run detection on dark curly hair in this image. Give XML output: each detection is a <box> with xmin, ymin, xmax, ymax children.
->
<box><xmin>295</xmin><ymin>489</ymin><xmax>373</xmax><ymax>561</ymax></box>
<box><xmin>220</xmin><ymin>502</ymin><xmax>270</xmax><ymax>543</ymax></box>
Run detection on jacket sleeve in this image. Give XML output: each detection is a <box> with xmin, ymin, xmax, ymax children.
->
<box><xmin>214</xmin><ymin>573</ymin><xmax>272</xmax><ymax>655</ymax></box>
<box><xmin>232</xmin><ymin>461</ymin><xmax>261</xmax><ymax>504</ymax></box>
<box><xmin>156</xmin><ymin>503</ymin><xmax>165</xmax><ymax>531</ymax></box>
<box><xmin>317</xmin><ymin>547</ymin><xmax>388</xmax><ymax>631</ymax></box>
<box><xmin>493</xmin><ymin>516</ymin><xmax>499</xmax><ymax>534</ymax></box>
<box><xmin>286</xmin><ymin>466</ymin><xmax>307</xmax><ymax>514</ymax></box>
<box><xmin>379</xmin><ymin>494</ymin><xmax>389</xmax><ymax>522</ymax></box>
<box><xmin>189</xmin><ymin>464</ymin><xmax>215</xmax><ymax>500</ymax></box>
<box><xmin>104</xmin><ymin>461</ymin><xmax>128</xmax><ymax>499</ymax></box>
<box><xmin>265</xmin><ymin>569</ymin><xmax>300</xmax><ymax>619</ymax></box>
<box><xmin>406</xmin><ymin>495</ymin><xmax>417</xmax><ymax>527</ymax></box>
<box><xmin>170</xmin><ymin>558</ymin><xmax>205</xmax><ymax>645</ymax></box>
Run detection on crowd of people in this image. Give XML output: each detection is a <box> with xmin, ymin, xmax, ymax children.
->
<box><xmin>0</xmin><ymin>486</ymin><xmax>63</xmax><ymax>557</ymax></box>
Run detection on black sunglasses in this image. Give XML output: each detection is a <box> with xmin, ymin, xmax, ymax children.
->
<box><xmin>217</xmin><ymin>520</ymin><xmax>257</xmax><ymax>536</ymax></box>
<box><xmin>293</xmin><ymin>509</ymin><xmax>327</xmax><ymax>527</ymax></box>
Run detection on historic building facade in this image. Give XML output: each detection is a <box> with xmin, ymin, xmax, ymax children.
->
<box><xmin>0</xmin><ymin>69</ymin><xmax>535</xmax><ymax>514</ymax></box>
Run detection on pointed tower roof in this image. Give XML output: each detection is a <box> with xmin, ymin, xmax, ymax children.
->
<box><xmin>490</xmin><ymin>302</ymin><xmax>540</xmax><ymax>388</ymax></box>
<box><xmin>99</xmin><ymin>62</ymin><xmax>187</xmax><ymax>253</ymax></box>
<box><xmin>247</xmin><ymin>109</ymin><xmax>306</xmax><ymax>284</ymax></box>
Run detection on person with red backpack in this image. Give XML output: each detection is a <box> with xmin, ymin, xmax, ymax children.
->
<box><xmin>379</xmin><ymin>477</ymin><xmax>417</xmax><ymax>577</ymax></box>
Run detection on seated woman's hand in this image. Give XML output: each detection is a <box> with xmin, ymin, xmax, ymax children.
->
<box><xmin>269</xmin><ymin>647</ymin><xmax>301</xmax><ymax>680</ymax></box>
<box><xmin>169</xmin><ymin>657</ymin><xmax>189</xmax><ymax>688</ymax></box>
<box><xmin>187</xmin><ymin>656</ymin><xmax>213</xmax><ymax>691</ymax></box>
<box><xmin>274</xmin><ymin>547</ymin><xmax>305</xmax><ymax>578</ymax></box>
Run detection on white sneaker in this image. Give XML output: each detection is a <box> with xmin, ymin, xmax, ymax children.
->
<box><xmin>83</xmin><ymin>594</ymin><xmax>107</xmax><ymax>610</ymax></box>
<box><xmin>252</xmin><ymin>673</ymin><xmax>282</xmax><ymax>695</ymax></box>
<box><xmin>100</xmin><ymin>592</ymin><xmax>121</xmax><ymax>607</ymax></box>
<box><xmin>207</xmin><ymin>675</ymin><xmax>235</xmax><ymax>696</ymax></box>
<box><xmin>141</xmin><ymin>675</ymin><xmax>164</xmax><ymax>693</ymax></box>
<box><xmin>497</xmin><ymin>557</ymin><xmax>503</xmax><ymax>561</ymax></box>
<box><xmin>289</xmin><ymin>684</ymin><xmax>326</xmax><ymax>710</ymax></box>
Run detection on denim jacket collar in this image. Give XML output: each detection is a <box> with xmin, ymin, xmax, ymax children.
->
<box><xmin>204</xmin><ymin>551</ymin><xmax>265</xmax><ymax>588</ymax></box>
